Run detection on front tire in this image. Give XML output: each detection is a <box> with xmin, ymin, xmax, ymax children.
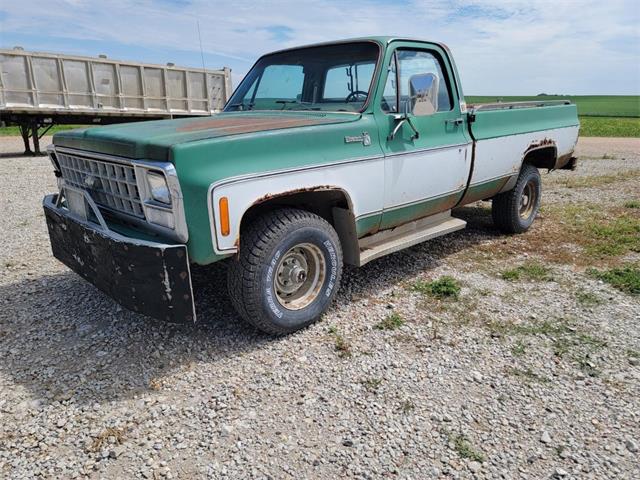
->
<box><xmin>492</xmin><ymin>163</ymin><xmax>541</xmax><ymax>233</ymax></box>
<box><xmin>227</xmin><ymin>208</ymin><xmax>343</xmax><ymax>335</ymax></box>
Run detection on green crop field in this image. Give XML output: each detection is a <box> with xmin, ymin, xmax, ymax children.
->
<box><xmin>467</xmin><ymin>95</ymin><xmax>640</xmax><ymax>137</ymax></box>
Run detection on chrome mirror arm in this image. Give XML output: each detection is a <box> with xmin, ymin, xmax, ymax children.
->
<box><xmin>387</xmin><ymin>113</ymin><xmax>420</xmax><ymax>142</ymax></box>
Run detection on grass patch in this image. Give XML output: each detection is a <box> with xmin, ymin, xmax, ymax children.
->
<box><xmin>575</xmin><ymin>291</ymin><xmax>603</xmax><ymax>307</ymax></box>
<box><xmin>624</xmin><ymin>200</ymin><xmax>640</xmax><ymax>209</ymax></box>
<box><xmin>375</xmin><ymin>312</ymin><xmax>404</xmax><ymax>330</ymax></box>
<box><xmin>413</xmin><ymin>276</ymin><xmax>461</xmax><ymax>299</ymax></box>
<box><xmin>501</xmin><ymin>262</ymin><xmax>553</xmax><ymax>281</ymax></box>
<box><xmin>451</xmin><ymin>433</ymin><xmax>485</xmax><ymax>462</ymax></box>
<box><xmin>0</xmin><ymin>124</ymin><xmax>88</xmax><ymax>136</ymax></box>
<box><xmin>554</xmin><ymin>169</ymin><xmax>640</xmax><ymax>189</ymax></box>
<box><xmin>588</xmin><ymin>266</ymin><xmax>640</xmax><ymax>295</ymax></box>
<box><xmin>578</xmin><ymin>117</ymin><xmax>640</xmax><ymax>138</ymax></box>
<box><xmin>553</xmin><ymin>204</ymin><xmax>640</xmax><ymax>259</ymax></box>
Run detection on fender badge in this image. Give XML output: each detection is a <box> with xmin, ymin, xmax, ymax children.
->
<box><xmin>345</xmin><ymin>132</ymin><xmax>371</xmax><ymax>146</ymax></box>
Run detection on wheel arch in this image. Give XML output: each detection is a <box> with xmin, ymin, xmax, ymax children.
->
<box><xmin>235</xmin><ymin>187</ymin><xmax>361</xmax><ymax>265</ymax></box>
<box><xmin>499</xmin><ymin>140</ymin><xmax>558</xmax><ymax>194</ymax></box>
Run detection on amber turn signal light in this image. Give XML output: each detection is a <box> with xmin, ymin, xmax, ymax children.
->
<box><xmin>219</xmin><ymin>197</ymin><xmax>230</xmax><ymax>236</ymax></box>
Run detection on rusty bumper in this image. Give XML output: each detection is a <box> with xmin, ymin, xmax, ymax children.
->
<box><xmin>43</xmin><ymin>194</ymin><xmax>195</xmax><ymax>323</ymax></box>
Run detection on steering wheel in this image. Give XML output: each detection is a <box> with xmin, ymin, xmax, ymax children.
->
<box><xmin>345</xmin><ymin>90</ymin><xmax>368</xmax><ymax>103</ymax></box>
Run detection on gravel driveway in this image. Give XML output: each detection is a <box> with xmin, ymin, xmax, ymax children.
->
<box><xmin>1</xmin><ymin>135</ymin><xmax>638</xmax><ymax>479</ymax></box>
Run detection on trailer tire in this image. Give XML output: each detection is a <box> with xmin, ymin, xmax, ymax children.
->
<box><xmin>491</xmin><ymin>164</ymin><xmax>541</xmax><ymax>234</ymax></box>
<box><xmin>227</xmin><ymin>208</ymin><xmax>343</xmax><ymax>335</ymax></box>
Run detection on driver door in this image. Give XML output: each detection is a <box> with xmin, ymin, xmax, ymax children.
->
<box><xmin>377</xmin><ymin>44</ymin><xmax>471</xmax><ymax>230</ymax></box>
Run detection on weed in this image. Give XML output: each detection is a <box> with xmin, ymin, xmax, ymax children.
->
<box><xmin>90</xmin><ymin>427</ymin><xmax>125</xmax><ymax>452</ymax></box>
<box><xmin>501</xmin><ymin>262</ymin><xmax>553</xmax><ymax>281</ymax></box>
<box><xmin>149</xmin><ymin>378</ymin><xmax>162</xmax><ymax>391</ymax></box>
<box><xmin>624</xmin><ymin>200</ymin><xmax>640</xmax><ymax>209</ymax></box>
<box><xmin>506</xmin><ymin>367</ymin><xmax>550</xmax><ymax>383</ymax></box>
<box><xmin>332</xmin><ymin>333</ymin><xmax>352</xmax><ymax>358</ymax></box>
<box><xmin>399</xmin><ymin>400</ymin><xmax>415</xmax><ymax>413</ymax></box>
<box><xmin>627</xmin><ymin>349</ymin><xmax>640</xmax><ymax>359</ymax></box>
<box><xmin>511</xmin><ymin>340</ymin><xmax>527</xmax><ymax>357</ymax></box>
<box><xmin>413</xmin><ymin>276</ymin><xmax>461</xmax><ymax>299</ymax></box>
<box><xmin>375</xmin><ymin>312</ymin><xmax>404</xmax><ymax>330</ymax></box>
<box><xmin>451</xmin><ymin>433</ymin><xmax>485</xmax><ymax>462</ymax></box>
<box><xmin>588</xmin><ymin>266</ymin><xmax>640</xmax><ymax>295</ymax></box>
<box><xmin>361</xmin><ymin>378</ymin><xmax>383</xmax><ymax>391</ymax></box>
<box><xmin>327</xmin><ymin>325</ymin><xmax>338</xmax><ymax>335</ymax></box>
<box><xmin>575</xmin><ymin>290</ymin><xmax>603</xmax><ymax>307</ymax></box>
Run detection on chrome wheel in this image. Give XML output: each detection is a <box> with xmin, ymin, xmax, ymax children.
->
<box><xmin>274</xmin><ymin>243</ymin><xmax>326</xmax><ymax>310</ymax></box>
<box><xmin>519</xmin><ymin>180</ymin><xmax>537</xmax><ymax>219</ymax></box>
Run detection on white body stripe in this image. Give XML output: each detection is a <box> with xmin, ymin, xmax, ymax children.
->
<box><xmin>470</xmin><ymin>126</ymin><xmax>579</xmax><ymax>186</ymax></box>
<box><xmin>210</xmin><ymin>157</ymin><xmax>385</xmax><ymax>253</ymax></box>
<box><xmin>209</xmin><ymin>126</ymin><xmax>578</xmax><ymax>255</ymax></box>
<box><xmin>384</xmin><ymin>144</ymin><xmax>470</xmax><ymax>210</ymax></box>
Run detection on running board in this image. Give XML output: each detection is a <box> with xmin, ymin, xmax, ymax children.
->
<box><xmin>357</xmin><ymin>211</ymin><xmax>466</xmax><ymax>266</ymax></box>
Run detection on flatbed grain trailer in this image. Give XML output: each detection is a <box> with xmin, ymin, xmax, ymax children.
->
<box><xmin>0</xmin><ymin>47</ymin><xmax>232</xmax><ymax>154</ymax></box>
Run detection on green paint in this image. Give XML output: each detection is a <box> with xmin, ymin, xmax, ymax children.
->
<box><xmin>356</xmin><ymin>213</ymin><xmax>382</xmax><ymax>237</ymax></box>
<box><xmin>471</xmin><ymin>104</ymin><xmax>579</xmax><ymax>141</ymax></box>
<box><xmin>378</xmin><ymin>192</ymin><xmax>462</xmax><ymax>231</ymax></box>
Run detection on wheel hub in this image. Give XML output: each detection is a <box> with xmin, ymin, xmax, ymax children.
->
<box><xmin>274</xmin><ymin>243</ymin><xmax>326</xmax><ymax>310</ymax></box>
<box><xmin>519</xmin><ymin>180</ymin><xmax>537</xmax><ymax>219</ymax></box>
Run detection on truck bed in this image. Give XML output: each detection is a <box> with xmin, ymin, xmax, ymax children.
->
<box><xmin>463</xmin><ymin>100</ymin><xmax>580</xmax><ymax>200</ymax></box>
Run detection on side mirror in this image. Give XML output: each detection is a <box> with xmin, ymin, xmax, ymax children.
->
<box><xmin>408</xmin><ymin>73</ymin><xmax>439</xmax><ymax>116</ymax></box>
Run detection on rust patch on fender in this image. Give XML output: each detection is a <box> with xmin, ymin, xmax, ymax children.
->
<box><xmin>525</xmin><ymin>137</ymin><xmax>556</xmax><ymax>153</ymax></box>
<box><xmin>251</xmin><ymin>185</ymin><xmax>338</xmax><ymax>206</ymax></box>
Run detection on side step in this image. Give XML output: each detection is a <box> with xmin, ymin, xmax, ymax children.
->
<box><xmin>357</xmin><ymin>211</ymin><xmax>466</xmax><ymax>266</ymax></box>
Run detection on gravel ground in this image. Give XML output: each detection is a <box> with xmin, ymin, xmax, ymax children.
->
<box><xmin>1</xmin><ymin>135</ymin><xmax>639</xmax><ymax>479</ymax></box>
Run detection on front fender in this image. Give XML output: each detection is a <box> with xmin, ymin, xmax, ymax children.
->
<box><xmin>208</xmin><ymin>157</ymin><xmax>384</xmax><ymax>254</ymax></box>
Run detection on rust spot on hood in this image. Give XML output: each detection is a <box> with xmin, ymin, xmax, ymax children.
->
<box><xmin>176</xmin><ymin>115</ymin><xmax>335</xmax><ymax>134</ymax></box>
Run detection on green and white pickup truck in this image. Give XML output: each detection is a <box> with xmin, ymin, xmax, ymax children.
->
<box><xmin>43</xmin><ymin>37</ymin><xmax>579</xmax><ymax>334</ymax></box>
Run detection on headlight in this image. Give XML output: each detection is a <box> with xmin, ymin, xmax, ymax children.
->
<box><xmin>147</xmin><ymin>172</ymin><xmax>171</xmax><ymax>205</ymax></box>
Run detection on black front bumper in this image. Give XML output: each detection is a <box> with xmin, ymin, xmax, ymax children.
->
<box><xmin>43</xmin><ymin>194</ymin><xmax>196</xmax><ymax>323</ymax></box>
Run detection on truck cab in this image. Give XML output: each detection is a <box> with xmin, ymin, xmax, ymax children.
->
<box><xmin>43</xmin><ymin>37</ymin><xmax>579</xmax><ymax>333</ymax></box>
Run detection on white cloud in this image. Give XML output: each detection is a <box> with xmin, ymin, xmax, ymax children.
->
<box><xmin>1</xmin><ymin>0</ymin><xmax>638</xmax><ymax>94</ymax></box>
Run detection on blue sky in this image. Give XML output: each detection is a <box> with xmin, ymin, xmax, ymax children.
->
<box><xmin>1</xmin><ymin>0</ymin><xmax>639</xmax><ymax>95</ymax></box>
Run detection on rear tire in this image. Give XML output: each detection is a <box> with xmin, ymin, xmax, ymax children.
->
<box><xmin>492</xmin><ymin>164</ymin><xmax>541</xmax><ymax>233</ymax></box>
<box><xmin>227</xmin><ymin>208</ymin><xmax>343</xmax><ymax>335</ymax></box>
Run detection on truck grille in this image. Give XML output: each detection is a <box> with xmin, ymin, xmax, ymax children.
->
<box><xmin>56</xmin><ymin>151</ymin><xmax>145</xmax><ymax>218</ymax></box>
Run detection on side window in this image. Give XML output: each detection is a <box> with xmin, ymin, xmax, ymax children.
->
<box><xmin>323</xmin><ymin>62</ymin><xmax>375</xmax><ymax>99</ymax></box>
<box><xmin>254</xmin><ymin>64</ymin><xmax>304</xmax><ymax>100</ymax></box>
<box><xmin>381</xmin><ymin>49</ymin><xmax>453</xmax><ymax>115</ymax></box>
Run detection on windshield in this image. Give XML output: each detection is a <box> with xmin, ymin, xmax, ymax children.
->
<box><xmin>225</xmin><ymin>42</ymin><xmax>380</xmax><ymax>113</ymax></box>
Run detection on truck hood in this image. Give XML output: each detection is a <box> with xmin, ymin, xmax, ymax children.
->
<box><xmin>52</xmin><ymin>111</ymin><xmax>360</xmax><ymax>161</ymax></box>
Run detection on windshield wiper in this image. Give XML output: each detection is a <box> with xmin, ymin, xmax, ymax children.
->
<box><xmin>227</xmin><ymin>102</ymin><xmax>255</xmax><ymax>111</ymax></box>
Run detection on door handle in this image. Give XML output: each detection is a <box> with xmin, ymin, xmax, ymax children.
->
<box><xmin>446</xmin><ymin>118</ymin><xmax>464</xmax><ymax>126</ymax></box>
